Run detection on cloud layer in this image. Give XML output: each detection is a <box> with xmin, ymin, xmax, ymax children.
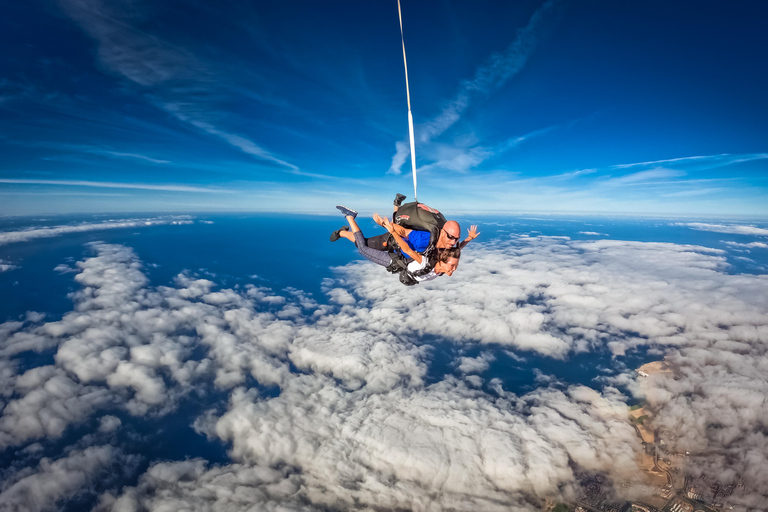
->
<box><xmin>1</xmin><ymin>233</ymin><xmax>767</xmax><ymax>510</ymax></box>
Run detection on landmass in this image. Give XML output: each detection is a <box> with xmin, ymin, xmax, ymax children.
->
<box><xmin>541</xmin><ymin>360</ymin><xmax>747</xmax><ymax>512</ymax></box>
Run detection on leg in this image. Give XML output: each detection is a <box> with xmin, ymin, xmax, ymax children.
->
<box><xmin>353</xmin><ymin>231</ymin><xmax>393</xmax><ymax>267</ymax></box>
<box><xmin>347</xmin><ymin>215</ymin><xmax>362</xmax><ymax>234</ymax></box>
<box><xmin>335</xmin><ymin>215</ymin><xmax>359</xmax><ymax>243</ymax></box>
<box><xmin>344</xmin><ymin>215</ymin><xmax>393</xmax><ymax>267</ymax></box>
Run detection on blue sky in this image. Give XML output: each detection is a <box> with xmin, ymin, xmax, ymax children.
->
<box><xmin>1</xmin><ymin>0</ymin><xmax>767</xmax><ymax>216</ymax></box>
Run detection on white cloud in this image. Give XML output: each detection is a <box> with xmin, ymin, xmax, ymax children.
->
<box><xmin>0</xmin><ymin>178</ymin><xmax>235</xmax><ymax>193</ymax></box>
<box><xmin>1</xmin><ymin>234</ymin><xmax>768</xmax><ymax>509</ymax></box>
<box><xmin>0</xmin><ymin>366</ymin><xmax>113</xmax><ymax>448</ymax></box>
<box><xmin>677</xmin><ymin>222</ymin><xmax>768</xmax><ymax>236</ymax></box>
<box><xmin>457</xmin><ymin>351</ymin><xmax>495</xmax><ymax>374</ymax></box>
<box><xmin>0</xmin><ymin>259</ymin><xmax>17</xmax><ymax>272</ymax></box>
<box><xmin>612</xmin><ymin>153</ymin><xmax>768</xmax><ymax>170</ymax></box>
<box><xmin>0</xmin><ymin>445</ymin><xmax>138</xmax><ymax>512</ymax></box>
<box><xmin>96</xmin><ymin>459</ymin><xmax>310</xmax><ymax>512</ymax></box>
<box><xmin>97</xmin><ymin>415</ymin><xmax>121</xmax><ymax>433</ymax></box>
<box><xmin>84</xmin><ymin>148</ymin><xmax>171</xmax><ymax>165</ymax></box>
<box><xmin>167</xmin><ymin>112</ymin><xmax>300</xmax><ymax>172</ymax></box>
<box><xmin>207</xmin><ymin>378</ymin><xmax>641</xmax><ymax>510</ymax></box>
<box><xmin>413</xmin><ymin>124</ymin><xmax>559</xmax><ymax>176</ymax></box>
<box><xmin>724</xmin><ymin>241</ymin><xmax>768</xmax><ymax>249</ymax></box>
<box><xmin>0</xmin><ymin>216</ymin><xmax>193</xmax><ymax>247</ymax></box>
<box><xmin>606</xmin><ymin>168</ymin><xmax>686</xmax><ymax>185</ymax></box>
<box><xmin>555</xmin><ymin>168</ymin><xmax>598</xmax><ymax>178</ymax></box>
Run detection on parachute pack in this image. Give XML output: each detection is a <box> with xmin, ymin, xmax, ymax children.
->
<box><xmin>393</xmin><ymin>202</ymin><xmax>446</xmax><ymax>256</ymax></box>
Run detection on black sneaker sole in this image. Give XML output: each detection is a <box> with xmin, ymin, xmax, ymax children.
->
<box><xmin>330</xmin><ymin>226</ymin><xmax>349</xmax><ymax>242</ymax></box>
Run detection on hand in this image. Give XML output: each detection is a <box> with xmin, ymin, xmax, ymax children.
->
<box><xmin>466</xmin><ymin>225</ymin><xmax>480</xmax><ymax>241</ymax></box>
<box><xmin>381</xmin><ymin>218</ymin><xmax>395</xmax><ymax>233</ymax></box>
<box><xmin>373</xmin><ymin>213</ymin><xmax>386</xmax><ymax>227</ymax></box>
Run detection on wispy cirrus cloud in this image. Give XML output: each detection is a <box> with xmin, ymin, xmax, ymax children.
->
<box><xmin>84</xmin><ymin>148</ymin><xmax>170</xmax><ymax>164</ymax></box>
<box><xmin>164</xmin><ymin>108</ymin><xmax>299</xmax><ymax>172</ymax></box>
<box><xmin>565</xmin><ymin>153</ymin><xmax>768</xmax><ymax>183</ymax></box>
<box><xmin>389</xmin><ymin>0</ymin><xmax>562</xmax><ymax>174</ymax></box>
<box><xmin>553</xmin><ymin>168</ymin><xmax>598</xmax><ymax>179</ymax></box>
<box><xmin>416</xmin><ymin>123</ymin><xmax>562</xmax><ymax>175</ymax></box>
<box><xmin>54</xmin><ymin>0</ymin><xmax>299</xmax><ymax>172</ymax></box>
<box><xmin>612</xmin><ymin>153</ymin><xmax>768</xmax><ymax>170</ymax></box>
<box><xmin>660</xmin><ymin>187</ymin><xmax>724</xmax><ymax>198</ymax></box>
<box><xmin>0</xmin><ymin>179</ymin><xmax>235</xmax><ymax>194</ymax></box>
<box><xmin>604</xmin><ymin>168</ymin><xmax>687</xmax><ymax>185</ymax></box>
<box><xmin>20</xmin><ymin>142</ymin><xmax>173</xmax><ymax>165</ymax></box>
<box><xmin>0</xmin><ymin>216</ymin><xmax>195</xmax><ymax>247</ymax></box>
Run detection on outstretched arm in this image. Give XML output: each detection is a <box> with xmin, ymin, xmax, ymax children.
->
<box><xmin>381</xmin><ymin>218</ymin><xmax>422</xmax><ymax>264</ymax></box>
<box><xmin>373</xmin><ymin>213</ymin><xmax>409</xmax><ymax>238</ymax></box>
<box><xmin>459</xmin><ymin>225</ymin><xmax>480</xmax><ymax>249</ymax></box>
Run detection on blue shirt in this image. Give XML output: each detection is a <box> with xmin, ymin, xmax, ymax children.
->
<box><xmin>403</xmin><ymin>230</ymin><xmax>431</xmax><ymax>259</ymax></box>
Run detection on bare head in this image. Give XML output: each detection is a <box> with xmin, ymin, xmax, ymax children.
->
<box><xmin>434</xmin><ymin>247</ymin><xmax>461</xmax><ymax>276</ymax></box>
<box><xmin>437</xmin><ymin>220</ymin><xmax>461</xmax><ymax>249</ymax></box>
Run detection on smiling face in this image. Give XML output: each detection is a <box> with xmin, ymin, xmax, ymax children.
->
<box><xmin>435</xmin><ymin>257</ymin><xmax>460</xmax><ymax>276</ymax></box>
<box><xmin>437</xmin><ymin>221</ymin><xmax>461</xmax><ymax>249</ymax></box>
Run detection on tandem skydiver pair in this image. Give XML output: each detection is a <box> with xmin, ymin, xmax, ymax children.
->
<box><xmin>331</xmin><ymin>194</ymin><xmax>479</xmax><ymax>286</ymax></box>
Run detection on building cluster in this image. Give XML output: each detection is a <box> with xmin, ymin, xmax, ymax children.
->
<box><xmin>668</xmin><ymin>498</ymin><xmax>693</xmax><ymax>512</ymax></box>
<box><xmin>650</xmin><ymin>483</ymin><xmax>674</xmax><ymax>502</ymax></box>
<box><xmin>547</xmin><ymin>474</ymin><xmax>752</xmax><ymax>512</ymax></box>
<box><xmin>575</xmin><ymin>475</ymin><xmax>623</xmax><ymax>512</ymax></box>
<box><xmin>684</xmin><ymin>475</ymin><xmax>744</xmax><ymax>511</ymax></box>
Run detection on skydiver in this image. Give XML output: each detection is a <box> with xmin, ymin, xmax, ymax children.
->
<box><xmin>333</xmin><ymin>194</ymin><xmax>479</xmax><ymax>259</ymax></box>
<box><xmin>332</xmin><ymin>205</ymin><xmax>461</xmax><ymax>286</ymax></box>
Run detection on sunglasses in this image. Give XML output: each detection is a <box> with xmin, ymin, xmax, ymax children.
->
<box><xmin>442</xmin><ymin>229</ymin><xmax>459</xmax><ymax>242</ymax></box>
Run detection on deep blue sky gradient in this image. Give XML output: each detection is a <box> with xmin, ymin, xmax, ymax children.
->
<box><xmin>1</xmin><ymin>0</ymin><xmax>767</xmax><ymax>215</ymax></box>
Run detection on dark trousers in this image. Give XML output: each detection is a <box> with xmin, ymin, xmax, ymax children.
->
<box><xmin>354</xmin><ymin>232</ymin><xmax>393</xmax><ymax>267</ymax></box>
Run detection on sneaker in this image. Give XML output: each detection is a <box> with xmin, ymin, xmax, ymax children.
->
<box><xmin>394</xmin><ymin>193</ymin><xmax>407</xmax><ymax>207</ymax></box>
<box><xmin>336</xmin><ymin>205</ymin><xmax>357</xmax><ymax>219</ymax></box>
<box><xmin>330</xmin><ymin>226</ymin><xmax>349</xmax><ymax>242</ymax></box>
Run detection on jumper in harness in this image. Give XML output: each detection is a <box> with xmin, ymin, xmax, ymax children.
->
<box><xmin>384</xmin><ymin>201</ymin><xmax>447</xmax><ymax>285</ymax></box>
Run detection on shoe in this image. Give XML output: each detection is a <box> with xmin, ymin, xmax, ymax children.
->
<box><xmin>394</xmin><ymin>193</ymin><xmax>406</xmax><ymax>207</ymax></box>
<box><xmin>336</xmin><ymin>205</ymin><xmax>357</xmax><ymax>219</ymax></box>
<box><xmin>330</xmin><ymin>226</ymin><xmax>349</xmax><ymax>242</ymax></box>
